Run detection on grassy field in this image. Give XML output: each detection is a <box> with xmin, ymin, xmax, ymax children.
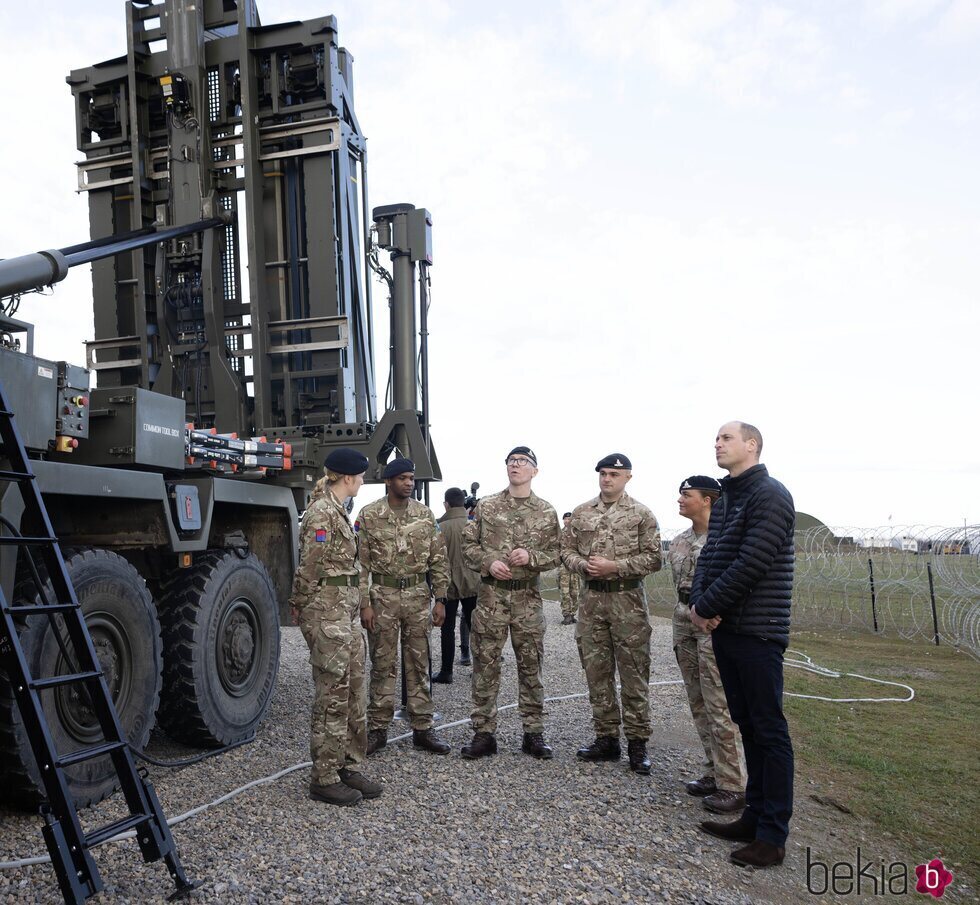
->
<box><xmin>548</xmin><ymin>563</ymin><xmax>979</xmax><ymax>890</ymax></box>
<box><xmin>783</xmin><ymin>627</ymin><xmax>979</xmax><ymax>891</ymax></box>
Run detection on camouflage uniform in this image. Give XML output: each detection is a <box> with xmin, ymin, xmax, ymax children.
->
<box><xmin>462</xmin><ymin>490</ymin><xmax>560</xmax><ymax>734</ymax></box>
<box><xmin>669</xmin><ymin>528</ymin><xmax>745</xmax><ymax>791</ymax></box>
<box><xmin>561</xmin><ymin>494</ymin><xmax>661</xmax><ymax>740</ymax></box>
<box><xmin>290</xmin><ymin>490</ymin><xmax>367</xmax><ymax>787</ymax></box>
<box><xmin>558</xmin><ymin>565</ymin><xmax>582</xmax><ymax>619</ymax></box>
<box><xmin>358</xmin><ymin>497</ymin><xmax>449</xmax><ymax>731</ymax></box>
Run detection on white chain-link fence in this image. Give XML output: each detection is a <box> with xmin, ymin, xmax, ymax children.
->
<box><xmin>644</xmin><ymin>525</ymin><xmax>980</xmax><ymax>659</ymax></box>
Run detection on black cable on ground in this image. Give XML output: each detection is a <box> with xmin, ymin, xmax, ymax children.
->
<box><xmin>132</xmin><ymin>733</ymin><xmax>256</xmax><ymax>769</ymax></box>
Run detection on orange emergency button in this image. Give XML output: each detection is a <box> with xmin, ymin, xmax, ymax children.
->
<box><xmin>55</xmin><ymin>436</ymin><xmax>79</xmax><ymax>453</ymax></box>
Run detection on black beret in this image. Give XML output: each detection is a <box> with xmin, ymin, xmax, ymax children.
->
<box><xmin>324</xmin><ymin>447</ymin><xmax>369</xmax><ymax>475</ymax></box>
<box><xmin>595</xmin><ymin>453</ymin><xmax>632</xmax><ymax>471</ymax></box>
<box><xmin>382</xmin><ymin>457</ymin><xmax>415</xmax><ymax>479</ymax></box>
<box><xmin>562</xmin><ymin>512</ymin><xmax>572</xmax><ymax>519</ymax></box>
<box><xmin>679</xmin><ymin>475</ymin><xmax>722</xmax><ymax>494</ymax></box>
<box><xmin>505</xmin><ymin>446</ymin><xmax>537</xmax><ymax>466</ymax></box>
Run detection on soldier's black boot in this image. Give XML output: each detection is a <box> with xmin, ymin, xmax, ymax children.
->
<box><xmin>627</xmin><ymin>738</ymin><xmax>651</xmax><ymax>775</ymax></box>
<box><xmin>366</xmin><ymin>728</ymin><xmax>387</xmax><ymax>756</ymax></box>
<box><xmin>413</xmin><ymin>728</ymin><xmax>451</xmax><ymax>755</ymax></box>
<box><xmin>338</xmin><ymin>768</ymin><xmax>383</xmax><ymax>800</ymax></box>
<box><xmin>521</xmin><ymin>732</ymin><xmax>553</xmax><ymax>759</ymax></box>
<box><xmin>310</xmin><ymin>781</ymin><xmax>362</xmax><ymax>807</ymax></box>
<box><xmin>431</xmin><ymin>669</ymin><xmax>453</xmax><ymax>684</ymax></box>
<box><xmin>461</xmin><ymin>731</ymin><xmax>497</xmax><ymax>759</ymax></box>
<box><xmin>576</xmin><ymin>735</ymin><xmax>621</xmax><ymax>762</ymax></box>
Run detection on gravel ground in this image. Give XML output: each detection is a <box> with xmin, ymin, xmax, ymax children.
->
<box><xmin>0</xmin><ymin>597</ymin><xmax>941</xmax><ymax>904</ymax></box>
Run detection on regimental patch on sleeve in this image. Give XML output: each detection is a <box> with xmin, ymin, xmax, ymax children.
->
<box><xmin>353</xmin><ymin>519</ymin><xmax>361</xmax><ymax>533</ymax></box>
<box><xmin>315</xmin><ymin>528</ymin><xmax>328</xmax><ymax>543</ymax></box>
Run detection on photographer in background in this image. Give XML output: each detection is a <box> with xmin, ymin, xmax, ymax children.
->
<box><xmin>433</xmin><ymin>487</ymin><xmax>481</xmax><ymax>683</ymax></box>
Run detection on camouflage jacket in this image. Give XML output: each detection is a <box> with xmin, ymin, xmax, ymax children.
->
<box><xmin>437</xmin><ymin>506</ymin><xmax>482</xmax><ymax>599</ymax></box>
<box><xmin>357</xmin><ymin>496</ymin><xmax>449</xmax><ymax>602</ymax></box>
<box><xmin>561</xmin><ymin>493</ymin><xmax>662</xmax><ymax>579</ymax></box>
<box><xmin>462</xmin><ymin>489</ymin><xmax>560</xmax><ymax>579</ymax></box>
<box><xmin>289</xmin><ymin>489</ymin><xmax>358</xmax><ymax>610</ymax></box>
<box><xmin>667</xmin><ymin>526</ymin><xmax>707</xmax><ymax>592</ymax></box>
<box><xmin>558</xmin><ymin>563</ymin><xmax>582</xmax><ymax>597</ymax></box>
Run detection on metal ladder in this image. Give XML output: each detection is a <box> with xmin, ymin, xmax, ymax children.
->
<box><xmin>0</xmin><ymin>379</ymin><xmax>195</xmax><ymax>903</ymax></box>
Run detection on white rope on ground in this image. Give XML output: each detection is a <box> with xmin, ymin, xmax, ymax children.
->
<box><xmin>0</xmin><ymin>658</ymin><xmax>912</xmax><ymax>870</ymax></box>
<box><xmin>784</xmin><ymin>649</ymin><xmax>916</xmax><ymax>703</ymax></box>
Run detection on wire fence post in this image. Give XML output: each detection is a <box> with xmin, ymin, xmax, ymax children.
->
<box><xmin>926</xmin><ymin>561</ymin><xmax>941</xmax><ymax>646</ymax></box>
<box><xmin>867</xmin><ymin>556</ymin><xmax>879</xmax><ymax>632</ymax></box>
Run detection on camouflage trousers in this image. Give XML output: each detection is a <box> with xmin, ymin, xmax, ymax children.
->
<box><xmin>367</xmin><ymin>586</ymin><xmax>434</xmax><ymax>731</ymax></box>
<box><xmin>470</xmin><ymin>583</ymin><xmax>545</xmax><ymax>734</ymax></box>
<box><xmin>672</xmin><ymin>600</ymin><xmax>745</xmax><ymax>791</ymax></box>
<box><xmin>558</xmin><ymin>566</ymin><xmax>581</xmax><ymax>619</ymax></box>
<box><xmin>576</xmin><ymin>589</ymin><xmax>652</xmax><ymax>739</ymax></box>
<box><xmin>297</xmin><ymin>586</ymin><xmax>367</xmax><ymax>786</ymax></box>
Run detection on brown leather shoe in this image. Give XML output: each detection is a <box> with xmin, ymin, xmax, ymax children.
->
<box><xmin>461</xmin><ymin>731</ymin><xmax>497</xmax><ymax>759</ymax></box>
<box><xmin>627</xmin><ymin>739</ymin><xmax>651</xmax><ymax>775</ymax></box>
<box><xmin>699</xmin><ymin>812</ymin><xmax>757</xmax><ymax>842</ymax></box>
<box><xmin>686</xmin><ymin>775</ymin><xmax>717</xmax><ymax>797</ymax></box>
<box><xmin>366</xmin><ymin>728</ymin><xmax>387</xmax><ymax>755</ymax></box>
<box><xmin>730</xmin><ymin>840</ymin><xmax>785</xmax><ymax>868</ymax></box>
<box><xmin>576</xmin><ymin>736</ymin><xmax>621</xmax><ymax>761</ymax></box>
<box><xmin>703</xmin><ymin>789</ymin><xmax>746</xmax><ymax>814</ymax></box>
<box><xmin>309</xmin><ymin>781</ymin><xmax>362</xmax><ymax>807</ymax></box>
<box><xmin>521</xmin><ymin>732</ymin><xmax>553</xmax><ymax>759</ymax></box>
<box><xmin>338</xmin><ymin>768</ymin><xmax>382</xmax><ymax>800</ymax></box>
<box><xmin>413</xmin><ymin>728</ymin><xmax>451</xmax><ymax>755</ymax></box>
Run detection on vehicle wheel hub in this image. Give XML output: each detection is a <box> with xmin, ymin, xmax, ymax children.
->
<box><xmin>219</xmin><ymin>602</ymin><xmax>257</xmax><ymax>695</ymax></box>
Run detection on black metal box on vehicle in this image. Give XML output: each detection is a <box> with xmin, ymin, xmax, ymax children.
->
<box><xmin>72</xmin><ymin>387</ymin><xmax>186</xmax><ymax>470</ymax></box>
<box><xmin>0</xmin><ymin>348</ymin><xmax>58</xmax><ymax>452</ymax></box>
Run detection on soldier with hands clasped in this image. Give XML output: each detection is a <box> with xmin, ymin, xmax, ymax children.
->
<box><xmin>461</xmin><ymin>446</ymin><xmax>561</xmax><ymax>760</ymax></box>
<box><xmin>669</xmin><ymin>475</ymin><xmax>745</xmax><ymax>814</ymax></box>
<box><xmin>562</xmin><ymin>454</ymin><xmax>662</xmax><ymax>775</ymax></box>
<box><xmin>359</xmin><ymin>457</ymin><xmax>451</xmax><ymax>756</ymax></box>
<box><xmin>290</xmin><ymin>448</ymin><xmax>382</xmax><ymax>807</ymax></box>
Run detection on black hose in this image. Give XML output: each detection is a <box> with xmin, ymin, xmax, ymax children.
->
<box><xmin>132</xmin><ymin>734</ymin><xmax>256</xmax><ymax>769</ymax></box>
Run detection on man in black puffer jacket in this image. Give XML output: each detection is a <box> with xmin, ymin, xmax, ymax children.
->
<box><xmin>690</xmin><ymin>421</ymin><xmax>795</xmax><ymax>869</ymax></box>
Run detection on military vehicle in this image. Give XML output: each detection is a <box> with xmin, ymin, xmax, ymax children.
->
<box><xmin>0</xmin><ymin>0</ymin><xmax>438</xmax><ymax>808</ymax></box>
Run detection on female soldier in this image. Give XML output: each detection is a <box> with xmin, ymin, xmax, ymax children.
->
<box><xmin>291</xmin><ymin>448</ymin><xmax>382</xmax><ymax>806</ymax></box>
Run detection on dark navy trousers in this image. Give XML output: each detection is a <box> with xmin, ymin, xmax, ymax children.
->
<box><xmin>711</xmin><ymin>631</ymin><xmax>794</xmax><ymax>847</ymax></box>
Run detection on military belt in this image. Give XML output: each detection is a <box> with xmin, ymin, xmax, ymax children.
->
<box><xmin>585</xmin><ymin>578</ymin><xmax>642</xmax><ymax>593</ymax></box>
<box><xmin>318</xmin><ymin>574</ymin><xmax>359</xmax><ymax>588</ymax></box>
<box><xmin>678</xmin><ymin>589</ymin><xmax>691</xmax><ymax>604</ymax></box>
<box><xmin>482</xmin><ymin>576</ymin><xmax>537</xmax><ymax>591</ymax></box>
<box><xmin>371</xmin><ymin>572</ymin><xmax>426</xmax><ymax>590</ymax></box>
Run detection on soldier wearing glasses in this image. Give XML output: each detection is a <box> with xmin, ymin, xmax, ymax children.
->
<box><xmin>460</xmin><ymin>446</ymin><xmax>561</xmax><ymax>760</ymax></box>
<box><xmin>562</xmin><ymin>454</ymin><xmax>662</xmax><ymax>775</ymax></box>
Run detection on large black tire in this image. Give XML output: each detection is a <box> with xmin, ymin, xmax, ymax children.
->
<box><xmin>157</xmin><ymin>551</ymin><xmax>280</xmax><ymax>746</ymax></box>
<box><xmin>0</xmin><ymin>548</ymin><xmax>162</xmax><ymax>809</ymax></box>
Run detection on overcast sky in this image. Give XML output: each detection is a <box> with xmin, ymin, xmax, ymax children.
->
<box><xmin>0</xmin><ymin>0</ymin><xmax>976</xmax><ymax>533</ymax></box>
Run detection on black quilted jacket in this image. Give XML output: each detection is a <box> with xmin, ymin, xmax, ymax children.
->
<box><xmin>691</xmin><ymin>464</ymin><xmax>795</xmax><ymax>648</ymax></box>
